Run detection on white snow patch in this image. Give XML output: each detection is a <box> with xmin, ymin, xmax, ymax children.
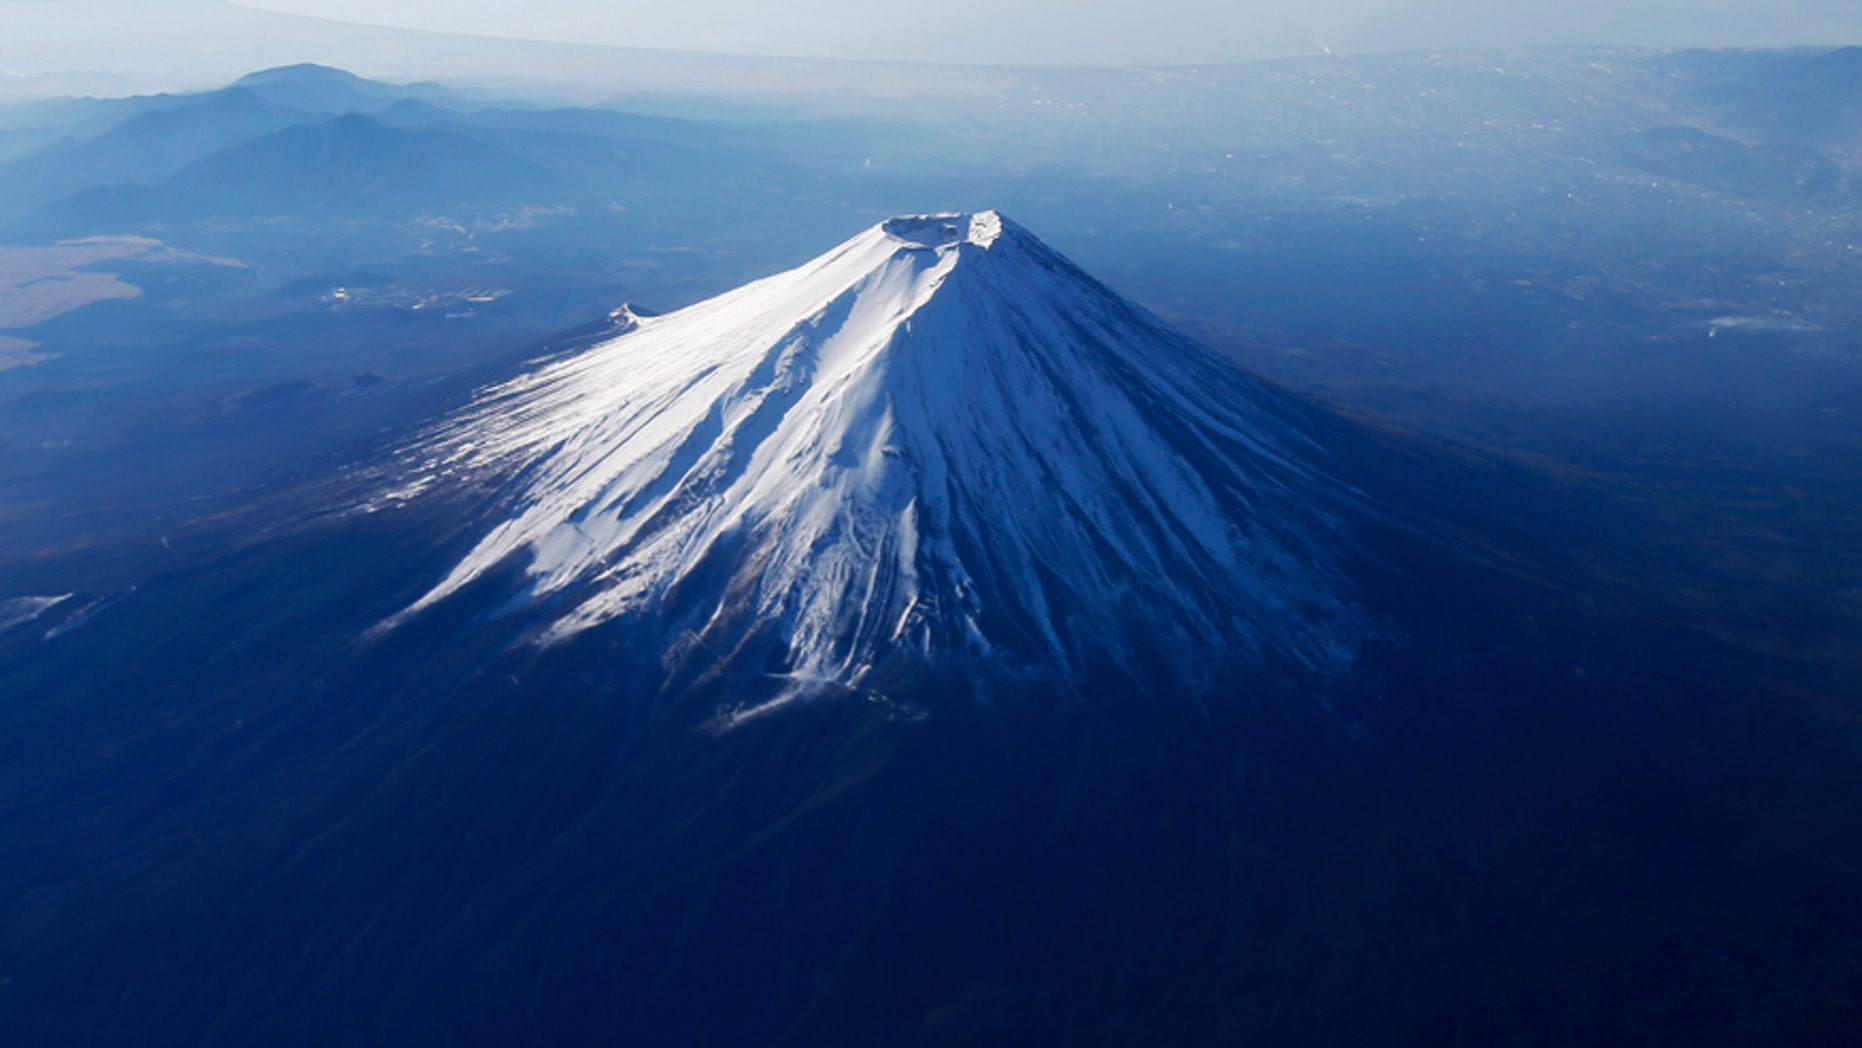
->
<box><xmin>0</xmin><ymin>594</ymin><xmax>71</xmax><ymax>635</ymax></box>
<box><xmin>40</xmin><ymin>588</ymin><xmax>133</xmax><ymax>641</ymax></box>
<box><xmin>880</xmin><ymin>210</ymin><xmax>1004</xmax><ymax>250</ymax></box>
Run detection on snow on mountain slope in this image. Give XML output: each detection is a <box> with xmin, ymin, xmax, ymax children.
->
<box><xmin>377</xmin><ymin>211</ymin><xmax>1380</xmax><ymax>698</ymax></box>
<box><xmin>0</xmin><ymin>594</ymin><xmax>71</xmax><ymax>636</ymax></box>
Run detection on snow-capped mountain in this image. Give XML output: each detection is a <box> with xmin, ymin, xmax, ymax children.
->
<box><xmin>8</xmin><ymin>213</ymin><xmax>1853</xmax><ymax>1048</ymax></box>
<box><xmin>378</xmin><ymin>211</ymin><xmax>1380</xmax><ymax>701</ymax></box>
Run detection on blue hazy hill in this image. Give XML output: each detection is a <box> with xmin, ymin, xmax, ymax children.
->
<box><xmin>0</xmin><ymin>88</ymin><xmax>311</xmax><ymax>217</ymax></box>
<box><xmin>31</xmin><ymin>113</ymin><xmax>569</xmax><ymax>227</ymax></box>
<box><xmin>228</xmin><ymin>63</ymin><xmax>455</xmax><ymax>116</ymax></box>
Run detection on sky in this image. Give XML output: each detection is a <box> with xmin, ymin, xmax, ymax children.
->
<box><xmin>0</xmin><ymin>0</ymin><xmax>1856</xmax><ymax>105</ymax></box>
<box><xmin>225</xmin><ymin>0</ymin><xmax>1862</xmax><ymax>66</ymax></box>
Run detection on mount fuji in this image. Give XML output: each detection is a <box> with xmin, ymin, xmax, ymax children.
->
<box><xmin>8</xmin><ymin>210</ymin><xmax>1851</xmax><ymax>1048</ymax></box>
<box><xmin>375</xmin><ymin>211</ymin><xmax>1381</xmax><ymax>709</ymax></box>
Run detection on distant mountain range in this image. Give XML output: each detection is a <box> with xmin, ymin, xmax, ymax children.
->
<box><xmin>227</xmin><ymin>62</ymin><xmax>456</xmax><ymax>116</ymax></box>
<box><xmin>4</xmin><ymin>53</ymin><xmax>1858</xmax><ymax>258</ymax></box>
<box><xmin>1654</xmin><ymin>46</ymin><xmax>1862</xmax><ymax>148</ymax></box>
<box><xmin>50</xmin><ymin>113</ymin><xmax>568</xmax><ymax>225</ymax></box>
<box><xmin>0</xmin><ymin>64</ymin><xmax>780</xmax><ymax>232</ymax></box>
<box><xmin>0</xmin><ymin>89</ymin><xmax>310</xmax><ymax>207</ymax></box>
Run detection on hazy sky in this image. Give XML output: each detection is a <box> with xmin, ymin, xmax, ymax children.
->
<box><xmin>2</xmin><ymin>0</ymin><xmax>1857</xmax><ymax>105</ymax></box>
<box><xmin>227</xmin><ymin>0</ymin><xmax>1862</xmax><ymax>66</ymax></box>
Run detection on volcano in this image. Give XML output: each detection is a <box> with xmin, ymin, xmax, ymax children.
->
<box><xmin>3</xmin><ymin>213</ymin><xmax>1859</xmax><ymax>1048</ymax></box>
<box><xmin>378</xmin><ymin>211</ymin><xmax>1378</xmax><ymax>709</ymax></box>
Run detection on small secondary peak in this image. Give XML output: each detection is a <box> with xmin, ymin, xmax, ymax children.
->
<box><xmin>880</xmin><ymin>210</ymin><xmax>1007</xmax><ymax>250</ymax></box>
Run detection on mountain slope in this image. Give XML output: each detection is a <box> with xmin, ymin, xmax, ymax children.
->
<box><xmin>23</xmin><ymin>113</ymin><xmax>571</xmax><ymax>231</ymax></box>
<box><xmin>163</xmin><ymin>113</ymin><xmax>567</xmax><ymax>219</ymax></box>
<box><xmin>0</xmin><ymin>88</ymin><xmax>310</xmax><ymax>216</ymax></box>
<box><xmin>380</xmin><ymin>211</ymin><xmax>1380</xmax><ymax>703</ymax></box>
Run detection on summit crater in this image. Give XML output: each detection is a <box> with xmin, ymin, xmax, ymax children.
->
<box><xmin>879</xmin><ymin>210</ymin><xmax>1006</xmax><ymax>249</ymax></box>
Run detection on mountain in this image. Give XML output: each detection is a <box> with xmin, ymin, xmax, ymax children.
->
<box><xmin>0</xmin><ymin>88</ymin><xmax>310</xmax><ymax>217</ymax></box>
<box><xmin>0</xmin><ymin>65</ymin><xmax>463</xmax><ymax>184</ymax></box>
<box><xmin>161</xmin><ymin>113</ymin><xmax>566</xmax><ymax>218</ymax></box>
<box><xmin>228</xmin><ymin>63</ymin><xmax>455</xmax><ymax>116</ymax></box>
<box><xmin>1656</xmin><ymin>46</ymin><xmax>1862</xmax><ymax>148</ymax></box>
<box><xmin>24</xmin><ymin>113</ymin><xmax>568</xmax><ymax>229</ymax></box>
<box><xmin>379</xmin><ymin>211</ymin><xmax>1378</xmax><ymax>710</ymax></box>
<box><xmin>2</xmin><ymin>212</ymin><xmax>1861</xmax><ymax>1047</ymax></box>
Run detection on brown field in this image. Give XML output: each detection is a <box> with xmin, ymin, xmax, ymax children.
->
<box><xmin>0</xmin><ymin>236</ymin><xmax>242</xmax><ymax>331</ymax></box>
